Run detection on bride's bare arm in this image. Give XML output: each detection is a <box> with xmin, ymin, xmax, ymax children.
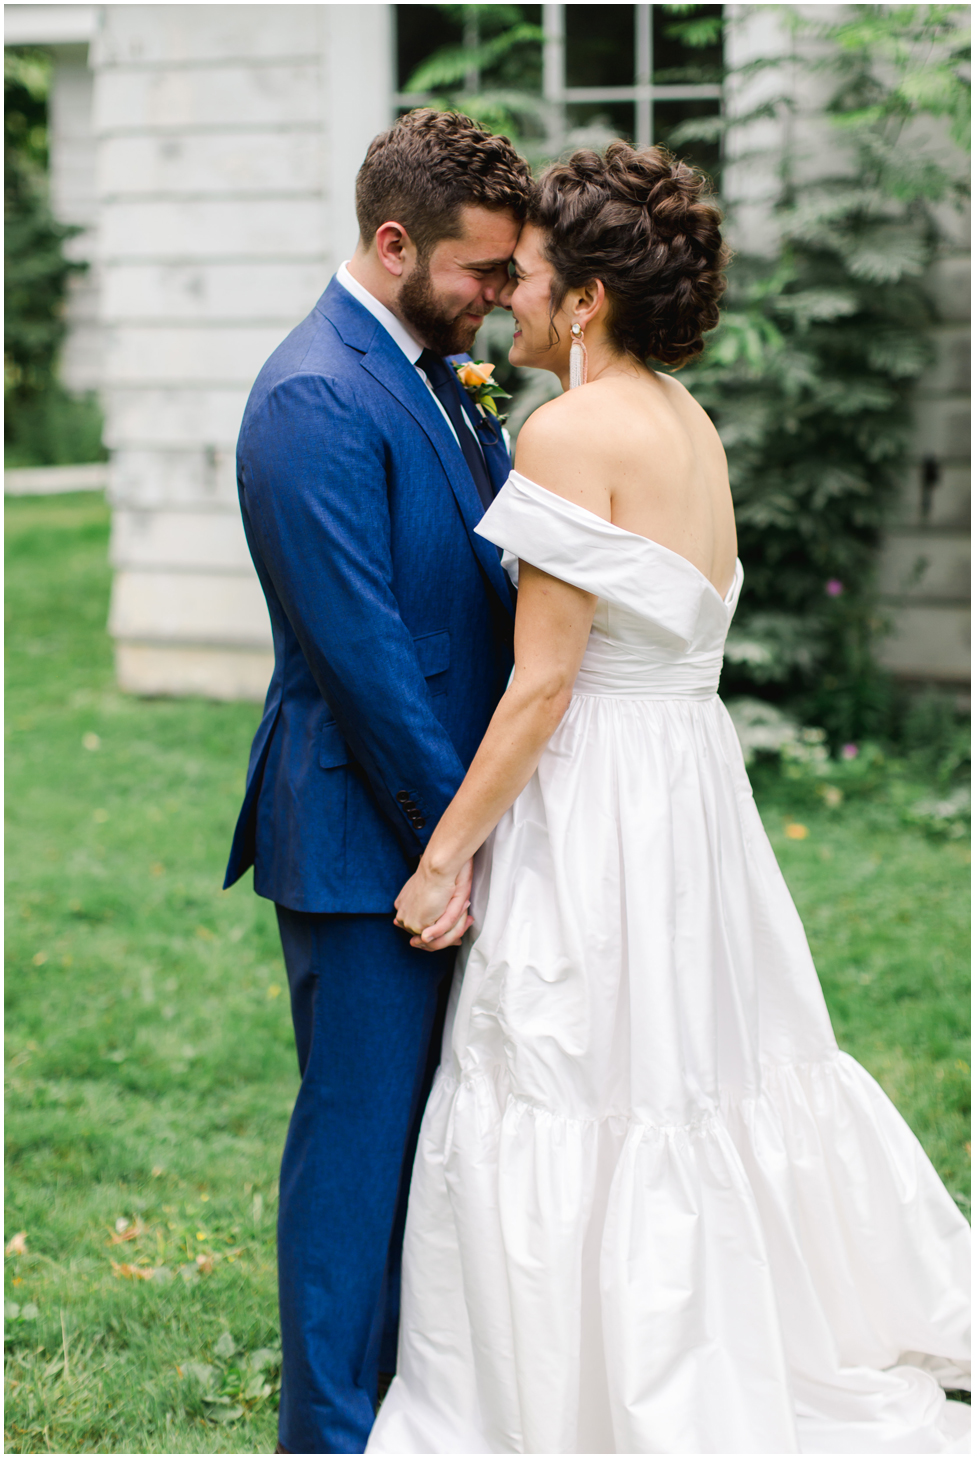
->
<box><xmin>393</xmin><ymin>560</ymin><xmax>596</xmax><ymax>947</ymax></box>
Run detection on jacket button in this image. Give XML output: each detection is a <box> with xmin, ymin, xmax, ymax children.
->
<box><xmin>413</xmin><ymin>816</ymin><xmax>426</xmax><ymax>829</ymax></box>
<box><xmin>396</xmin><ymin>791</ymin><xmax>410</xmax><ymax>803</ymax></box>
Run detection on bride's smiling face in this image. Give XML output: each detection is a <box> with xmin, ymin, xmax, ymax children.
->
<box><xmin>504</xmin><ymin>224</ymin><xmax>564</xmax><ymax>371</ymax></box>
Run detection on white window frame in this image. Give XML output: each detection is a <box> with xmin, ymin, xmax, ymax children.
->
<box><xmin>393</xmin><ymin>4</ymin><xmax>723</xmax><ymax>156</ymax></box>
<box><xmin>544</xmin><ymin>4</ymin><xmax>722</xmax><ymax>152</ymax></box>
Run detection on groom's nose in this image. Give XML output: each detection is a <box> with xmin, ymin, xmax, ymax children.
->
<box><xmin>480</xmin><ymin>264</ymin><xmax>511</xmax><ymax>306</ymax></box>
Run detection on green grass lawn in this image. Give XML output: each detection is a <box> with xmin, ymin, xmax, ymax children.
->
<box><xmin>5</xmin><ymin>493</ymin><xmax>970</xmax><ymax>1453</ymax></box>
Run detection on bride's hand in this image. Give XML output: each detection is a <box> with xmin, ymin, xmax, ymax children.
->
<box><xmin>394</xmin><ymin>857</ymin><xmax>474</xmax><ymax>951</ymax></box>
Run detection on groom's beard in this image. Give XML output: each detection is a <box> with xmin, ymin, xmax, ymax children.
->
<box><xmin>400</xmin><ymin>260</ymin><xmax>489</xmax><ymax>357</ymax></box>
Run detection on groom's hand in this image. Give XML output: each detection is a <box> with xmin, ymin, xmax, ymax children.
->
<box><xmin>394</xmin><ymin>858</ymin><xmax>474</xmax><ymax>952</ymax></box>
<box><xmin>409</xmin><ymin>905</ymin><xmax>473</xmax><ymax>951</ymax></box>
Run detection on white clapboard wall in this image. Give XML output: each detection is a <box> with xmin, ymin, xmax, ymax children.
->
<box><xmin>6</xmin><ymin>4</ymin><xmax>393</xmax><ymax>700</ymax></box>
<box><xmin>93</xmin><ymin>4</ymin><xmax>392</xmax><ymax>700</ymax></box>
<box><xmin>876</xmin><ymin>253</ymin><xmax>971</xmax><ymax>686</ymax></box>
<box><xmin>49</xmin><ymin>41</ymin><xmax>102</xmax><ymax>394</ymax></box>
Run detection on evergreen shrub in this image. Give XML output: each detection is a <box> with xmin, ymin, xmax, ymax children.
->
<box><xmin>4</xmin><ymin>47</ymin><xmax>106</xmax><ymax>467</ymax></box>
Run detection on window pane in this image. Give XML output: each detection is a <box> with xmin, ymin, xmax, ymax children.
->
<box><xmin>567</xmin><ymin>101</ymin><xmax>635</xmax><ymax>148</ymax></box>
<box><xmin>653</xmin><ymin>5</ymin><xmax>723</xmax><ymax>85</ymax></box>
<box><xmin>397</xmin><ymin>6</ymin><xmax>543</xmax><ymax>98</ymax></box>
<box><xmin>654</xmin><ymin>100</ymin><xmax>721</xmax><ymax>181</ymax></box>
<box><xmin>566</xmin><ymin>5</ymin><xmax>635</xmax><ymax>89</ymax></box>
<box><xmin>396</xmin><ymin>5</ymin><xmax>463</xmax><ymax>92</ymax></box>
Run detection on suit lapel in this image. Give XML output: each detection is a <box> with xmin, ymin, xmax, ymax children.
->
<box><xmin>358</xmin><ymin>327</ymin><xmax>514</xmax><ymax>615</ymax></box>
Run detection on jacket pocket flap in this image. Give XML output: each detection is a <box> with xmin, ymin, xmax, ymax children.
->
<box><xmin>414</xmin><ymin>629</ymin><xmax>450</xmax><ymax>679</ymax></box>
<box><xmin>320</xmin><ymin>720</ymin><xmax>349</xmax><ymax>769</ymax></box>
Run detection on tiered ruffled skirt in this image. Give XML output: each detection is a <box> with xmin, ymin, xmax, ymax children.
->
<box><xmin>368</xmin><ymin>696</ymin><xmax>970</xmax><ymax>1454</ymax></box>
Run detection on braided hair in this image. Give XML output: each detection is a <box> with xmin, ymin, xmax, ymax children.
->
<box><xmin>528</xmin><ymin>141</ymin><xmax>729</xmax><ymax>368</ymax></box>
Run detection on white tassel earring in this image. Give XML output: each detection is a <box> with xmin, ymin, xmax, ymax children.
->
<box><xmin>569</xmin><ymin>322</ymin><xmax>588</xmax><ymax>390</ymax></box>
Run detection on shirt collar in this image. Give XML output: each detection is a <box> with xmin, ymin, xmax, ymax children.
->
<box><xmin>336</xmin><ymin>261</ymin><xmax>424</xmax><ymax>366</ymax></box>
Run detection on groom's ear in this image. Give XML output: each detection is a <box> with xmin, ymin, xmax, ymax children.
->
<box><xmin>374</xmin><ymin>221</ymin><xmax>416</xmax><ymax>278</ymax></box>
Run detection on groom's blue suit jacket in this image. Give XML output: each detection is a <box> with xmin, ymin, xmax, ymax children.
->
<box><xmin>224</xmin><ymin>277</ymin><xmax>515</xmax><ymax>912</ymax></box>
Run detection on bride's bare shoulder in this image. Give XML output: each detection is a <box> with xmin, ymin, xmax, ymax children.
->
<box><xmin>512</xmin><ymin>391</ymin><xmax>612</xmax><ymax>517</ymax></box>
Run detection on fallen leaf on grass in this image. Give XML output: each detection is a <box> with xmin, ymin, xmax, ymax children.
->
<box><xmin>112</xmin><ymin>1261</ymin><xmax>156</xmax><ymax>1280</ymax></box>
<box><xmin>196</xmin><ymin>1254</ymin><xmax>215</xmax><ymax>1275</ymax></box>
<box><xmin>109</xmin><ymin>1217</ymin><xmax>146</xmax><ymax>1244</ymax></box>
<box><xmin>5</xmin><ymin>1232</ymin><xmax>27</xmax><ymax>1256</ymax></box>
<box><xmin>785</xmin><ymin>822</ymin><xmax>809</xmax><ymax>840</ymax></box>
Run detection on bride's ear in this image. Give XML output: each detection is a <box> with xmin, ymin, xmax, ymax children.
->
<box><xmin>571</xmin><ymin>278</ymin><xmax>606</xmax><ymax>332</ymax></box>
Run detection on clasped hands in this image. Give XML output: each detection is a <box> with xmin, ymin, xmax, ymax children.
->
<box><xmin>393</xmin><ymin>857</ymin><xmax>474</xmax><ymax>951</ymax></box>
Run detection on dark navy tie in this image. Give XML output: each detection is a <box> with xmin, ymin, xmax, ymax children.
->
<box><xmin>418</xmin><ymin>349</ymin><xmax>494</xmax><ymax>511</ymax></box>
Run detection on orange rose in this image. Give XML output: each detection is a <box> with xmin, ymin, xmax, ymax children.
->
<box><xmin>455</xmin><ymin>360</ymin><xmax>495</xmax><ymax>388</ymax></box>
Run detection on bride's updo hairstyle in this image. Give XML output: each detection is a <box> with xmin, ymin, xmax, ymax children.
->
<box><xmin>528</xmin><ymin>141</ymin><xmax>729</xmax><ymax>368</ymax></box>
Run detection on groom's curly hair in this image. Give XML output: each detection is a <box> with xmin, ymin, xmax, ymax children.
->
<box><xmin>529</xmin><ymin>141</ymin><xmax>730</xmax><ymax>369</ymax></box>
<box><xmin>356</xmin><ymin>109</ymin><xmax>532</xmax><ymax>255</ymax></box>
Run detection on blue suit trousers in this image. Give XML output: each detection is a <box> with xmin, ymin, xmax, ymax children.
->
<box><xmin>275</xmin><ymin>908</ymin><xmax>453</xmax><ymax>1454</ymax></box>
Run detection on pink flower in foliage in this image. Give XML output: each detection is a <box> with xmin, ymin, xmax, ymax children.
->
<box><xmin>841</xmin><ymin>743</ymin><xmax>859</xmax><ymax>760</ymax></box>
<box><xmin>825</xmin><ymin>579</ymin><xmax>844</xmax><ymax>597</ymax></box>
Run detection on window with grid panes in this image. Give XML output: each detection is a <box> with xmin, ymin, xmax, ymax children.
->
<box><xmin>395</xmin><ymin>5</ymin><xmax>723</xmax><ymax>177</ymax></box>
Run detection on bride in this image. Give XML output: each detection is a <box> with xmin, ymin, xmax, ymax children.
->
<box><xmin>366</xmin><ymin>142</ymin><xmax>970</xmax><ymax>1455</ymax></box>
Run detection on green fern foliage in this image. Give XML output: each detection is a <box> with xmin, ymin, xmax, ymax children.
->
<box><xmin>400</xmin><ymin>4</ymin><xmax>548</xmax><ymax>160</ymax></box>
<box><xmin>676</xmin><ymin>5</ymin><xmax>969</xmax><ymax>741</ymax></box>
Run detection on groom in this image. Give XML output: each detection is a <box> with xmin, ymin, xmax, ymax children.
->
<box><xmin>223</xmin><ymin>109</ymin><xmax>530</xmax><ymax>1453</ymax></box>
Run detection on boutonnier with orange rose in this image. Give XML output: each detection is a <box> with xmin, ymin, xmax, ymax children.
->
<box><xmin>453</xmin><ymin>359</ymin><xmax>511</xmax><ymax>427</ymax></box>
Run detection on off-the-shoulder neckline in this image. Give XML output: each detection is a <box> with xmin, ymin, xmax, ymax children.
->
<box><xmin>504</xmin><ymin>470</ymin><xmax>742</xmax><ymax>609</ymax></box>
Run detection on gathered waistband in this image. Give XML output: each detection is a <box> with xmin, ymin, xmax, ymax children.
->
<box><xmin>572</xmin><ymin>656</ymin><xmax>722</xmax><ymax>700</ymax></box>
<box><xmin>571</xmin><ymin>682</ymin><xmax>720</xmax><ymax>701</ymax></box>
<box><xmin>567</xmin><ymin>633</ymin><xmax>725</xmax><ymax>700</ymax></box>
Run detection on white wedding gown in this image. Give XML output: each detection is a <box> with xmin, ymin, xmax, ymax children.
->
<box><xmin>367</xmin><ymin>471</ymin><xmax>970</xmax><ymax>1455</ymax></box>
